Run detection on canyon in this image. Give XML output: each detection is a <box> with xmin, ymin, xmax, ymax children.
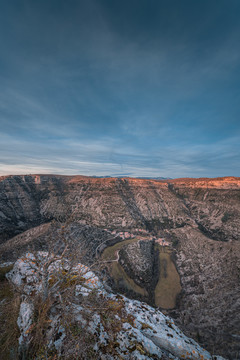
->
<box><xmin>0</xmin><ymin>174</ymin><xmax>239</xmax><ymax>359</ymax></box>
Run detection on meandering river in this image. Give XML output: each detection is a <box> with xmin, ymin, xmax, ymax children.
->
<box><xmin>101</xmin><ymin>237</ymin><xmax>181</xmax><ymax>309</ymax></box>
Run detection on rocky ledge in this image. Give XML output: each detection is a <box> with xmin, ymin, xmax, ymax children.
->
<box><xmin>5</xmin><ymin>253</ymin><xmax>225</xmax><ymax>360</ymax></box>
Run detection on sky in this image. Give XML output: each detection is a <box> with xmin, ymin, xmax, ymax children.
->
<box><xmin>0</xmin><ymin>0</ymin><xmax>240</xmax><ymax>178</ymax></box>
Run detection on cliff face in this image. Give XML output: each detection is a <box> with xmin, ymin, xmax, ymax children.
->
<box><xmin>169</xmin><ymin>226</ymin><xmax>240</xmax><ymax>359</ymax></box>
<box><xmin>0</xmin><ymin>175</ymin><xmax>190</xmax><ymax>243</ymax></box>
<box><xmin>0</xmin><ymin>175</ymin><xmax>67</xmax><ymax>243</ymax></box>
<box><xmin>1</xmin><ymin>175</ymin><xmax>239</xmax><ymax>244</ymax></box>
<box><xmin>119</xmin><ymin>240</ymin><xmax>159</xmax><ymax>303</ymax></box>
<box><xmin>0</xmin><ymin>174</ymin><xmax>239</xmax><ymax>358</ymax></box>
<box><xmin>0</xmin><ymin>221</ymin><xmax>118</xmax><ymax>265</ymax></box>
<box><xmin>168</xmin><ymin>178</ymin><xmax>240</xmax><ymax>242</ymax></box>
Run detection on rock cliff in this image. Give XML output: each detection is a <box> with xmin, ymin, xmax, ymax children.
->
<box><xmin>119</xmin><ymin>240</ymin><xmax>159</xmax><ymax>303</ymax></box>
<box><xmin>0</xmin><ymin>175</ymin><xmax>239</xmax><ymax>243</ymax></box>
<box><xmin>0</xmin><ymin>174</ymin><xmax>239</xmax><ymax>359</ymax></box>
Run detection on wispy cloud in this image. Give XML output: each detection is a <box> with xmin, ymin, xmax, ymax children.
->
<box><xmin>0</xmin><ymin>0</ymin><xmax>240</xmax><ymax>177</ymax></box>
<box><xmin>0</xmin><ymin>131</ymin><xmax>239</xmax><ymax>177</ymax></box>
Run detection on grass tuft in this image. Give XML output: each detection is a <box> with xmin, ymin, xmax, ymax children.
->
<box><xmin>0</xmin><ymin>265</ymin><xmax>20</xmax><ymax>360</ymax></box>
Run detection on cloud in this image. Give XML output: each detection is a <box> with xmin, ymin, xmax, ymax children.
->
<box><xmin>0</xmin><ymin>130</ymin><xmax>239</xmax><ymax>177</ymax></box>
<box><xmin>0</xmin><ymin>1</ymin><xmax>240</xmax><ymax>177</ymax></box>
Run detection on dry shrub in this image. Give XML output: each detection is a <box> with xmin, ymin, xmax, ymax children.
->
<box><xmin>0</xmin><ymin>265</ymin><xmax>13</xmax><ymax>282</ymax></box>
<box><xmin>0</xmin><ymin>267</ymin><xmax>20</xmax><ymax>360</ymax></box>
<box><xmin>0</xmin><ymin>220</ymin><xmax>132</xmax><ymax>359</ymax></box>
<box><xmin>0</xmin><ymin>267</ymin><xmax>133</xmax><ymax>360</ymax></box>
<box><xmin>24</xmin><ymin>294</ymin><xmax>56</xmax><ymax>359</ymax></box>
<box><xmin>60</xmin><ymin>292</ymin><xmax>119</xmax><ymax>359</ymax></box>
<box><xmin>62</xmin><ymin>320</ymin><xmax>98</xmax><ymax>360</ymax></box>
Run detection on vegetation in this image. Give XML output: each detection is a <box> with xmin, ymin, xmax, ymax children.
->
<box><xmin>0</xmin><ymin>265</ymin><xmax>20</xmax><ymax>360</ymax></box>
<box><xmin>101</xmin><ymin>238</ymin><xmax>148</xmax><ymax>297</ymax></box>
<box><xmin>1</xmin><ymin>223</ymin><xmax>145</xmax><ymax>360</ymax></box>
<box><xmin>154</xmin><ymin>245</ymin><xmax>181</xmax><ymax>309</ymax></box>
<box><xmin>110</xmin><ymin>260</ymin><xmax>147</xmax><ymax>297</ymax></box>
<box><xmin>0</xmin><ymin>265</ymin><xmax>13</xmax><ymax>282</ymax></box>
<box><xmin>22</xmin><ymin>281</ymin><xmax>101</xmax><ymax>359</ymax></box>
<box><xmin>101</xmin><ymin>238</ymin><xmax>138</xmax><ymax>260</ymax></box>
<box><xmin>221</xmin><ymin>212</ymin><xmax>232</xmax><ymax>223</ymax></box>
<box><xmin>102</xmin><ymin>239</ymin><xmax>181</xmax><ymax>309</ymax></box>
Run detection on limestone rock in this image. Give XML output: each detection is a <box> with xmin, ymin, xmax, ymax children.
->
<box><xmin>6</xmin><ymin>253</ymin><xmax>225</xmax><ymax>360</ymax></box>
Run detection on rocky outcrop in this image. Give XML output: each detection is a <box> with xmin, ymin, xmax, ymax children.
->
<box><xmin>0</xmin><ymin>221</ymin><xmax>120</xmax><ymax>264</ymax></box>
<box><xmin>0</xmin><ymin>175</ymin><xmax>45</xmax><ymax>243</ymax></box>
<box><xmin>119</xmin><ymin>240</ymin><xmax>159</xmax><ymax>303</ymax></box>
<box><xmin>6</xmin><ymin>253</ymin><xmax>225</xmax><ymax>360</ymax></box>
<box><xmin>168</xmin><ymin>226</ymin><xmax>240</xmax><ymax>359</ymax></box>
<box><xmin>167</xmin><ymin>178</ymin><xmax>240</xmax><ymax>242</ymax></box>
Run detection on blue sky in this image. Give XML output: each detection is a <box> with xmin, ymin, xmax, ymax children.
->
<box><xmin>0</xmin><ymin>0</ymin><xmax>240</xmax><ymax>177</ymax></box>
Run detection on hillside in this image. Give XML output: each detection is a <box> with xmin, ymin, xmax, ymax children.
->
<box><xmin>0</xmin><ymin>174</ymin><xmax>239</xmax><ymax>358</ymax></box>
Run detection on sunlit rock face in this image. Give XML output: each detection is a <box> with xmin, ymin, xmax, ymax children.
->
<box><xmin>167</xmin><ymin>178</ymin><xmax>240</xmax><ymax>242</ymax></box>
<box><xmin>0</xmin><ymin>174</ymin><xmax>239</xmax><ymax>358</ymax></box>
<box><xmin>7</xmin><ymin>253</ymin><xmax>225</xmax><ymax>360</ymax></box>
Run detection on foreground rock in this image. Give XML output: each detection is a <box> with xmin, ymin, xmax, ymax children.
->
<box><xmin>6</xmin><ymin>253</ymin><xmax>225</xmax><ymax>360</ymax></box>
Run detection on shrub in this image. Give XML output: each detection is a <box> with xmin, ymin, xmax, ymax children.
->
<box><xmin>0</xmin><ymin>275</ymin><xmax>20</xmax><ymax>360</ymax></box>
<box><xmin>221</xmin><ymin>212</ymin><xmax>231</xmax><ymax>223</ymax></box>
